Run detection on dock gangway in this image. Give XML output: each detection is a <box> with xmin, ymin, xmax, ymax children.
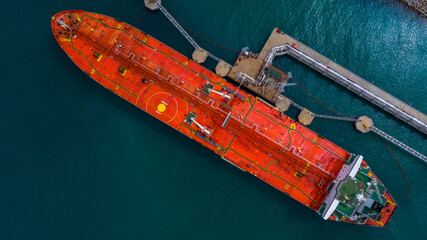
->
<box><xmin>155</xmin><ymin>1</ymin><xmax>222</xmax><ymax>62</ymax></box>
<box><xmin>370</xmin><ymin>126</ymin><xmax>427</xmax><ymax>163</ymax></box>
<box><xmin>155</xmin><ymin>2</ymin><xmax>200</xmax><ymax>49</ymax></box>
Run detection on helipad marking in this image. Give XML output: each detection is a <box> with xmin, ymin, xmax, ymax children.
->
<box><xmin>145</xmin><ymin>92</ymin><xmax>179</xmax><ymax>124</ymax></box>
<box><xmin>157</xmin><ymin>103</ymin><xmax>166</xmax><ymax>113</ymax></box>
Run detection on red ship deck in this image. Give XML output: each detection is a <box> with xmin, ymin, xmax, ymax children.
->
<box><xmin>51</xmin><ymin>10</ymin><xmax>396</xmax><ymax>226</ymax></box>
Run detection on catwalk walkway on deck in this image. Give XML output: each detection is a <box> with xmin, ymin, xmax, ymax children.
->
<box><xmin>259</xmin><ymin>29</ymin><xmax>427</xmax><ymax>135</ymax></box>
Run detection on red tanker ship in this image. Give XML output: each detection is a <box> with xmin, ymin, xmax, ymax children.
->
<box><xmin>51</xmin><ymin>10</ymin><xmax>397</xmax><ymax>226</ymax></box>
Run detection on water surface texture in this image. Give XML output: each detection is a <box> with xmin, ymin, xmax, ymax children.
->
<box><xmin>1</xmin><ymin>0</ymin><xmax>426</xmax><ymax>239</ymax></box>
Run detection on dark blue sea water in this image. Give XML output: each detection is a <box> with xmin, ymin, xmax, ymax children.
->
<box><xmin>1</xmin><ymin>0</ymin><xmax>426</xmax><ymax>239</ymax></box>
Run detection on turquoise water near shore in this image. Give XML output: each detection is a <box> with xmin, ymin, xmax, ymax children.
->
<box><xmin>1</xmin><ymin>0</ymin><xmax>426</xmax><ymax>239</ymax></box>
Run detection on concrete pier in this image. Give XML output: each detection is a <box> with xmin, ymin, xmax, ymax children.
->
<box><xmin>259</xmin><ymin>29</ymin><xmax>427</xmax><ymax>135</ymax></box>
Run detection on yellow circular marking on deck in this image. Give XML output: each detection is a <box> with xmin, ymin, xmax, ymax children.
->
<box><xmin>157</xmin><ymin>103</ymin><xmax>166</xmax><ymax>113</ymax></box>
<box><xmin>145</xmin><ymin>91</ymin><xmax>180</xmax><ymax>124</ymax></box>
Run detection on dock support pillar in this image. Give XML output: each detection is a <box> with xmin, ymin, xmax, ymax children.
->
<box><xmin>215</xmin><ymin>60</ymin><xmax>232</xmax><ymax>77</ymax></box>
<box><xmin>355</xmin><ymin>116</ymin><xmax>373</xmax><ymax>133</ymax></box>
<box><xmin>298</xmin><ymin>109</ymin><xmax>315</xmax><ymax>125</ymax></box>
<box><xmin>192</xmin><ymin>48</ymin><xmax>209</xmax><ymax>64</ymax></box>
<box><xmin>145</xmin><ymin>0</ymin><xmax>161</xmax><ymax>11</ymax></box>
<box><xmin>275</xmin><ymin>96</ymin><xmax>291</xmax><ymax>112</ymax></box>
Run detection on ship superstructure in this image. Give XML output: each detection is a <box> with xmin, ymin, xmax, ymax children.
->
<box><xmin>51</xmin><ymin>10</ymin><xmax>397</xmax><ymax>226</ymax></box>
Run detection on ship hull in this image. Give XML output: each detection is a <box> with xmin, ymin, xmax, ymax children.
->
<box><xmin>51</xmin><ymin>10</ymin><xmax>397</xmax><ymax>226</ymax></box>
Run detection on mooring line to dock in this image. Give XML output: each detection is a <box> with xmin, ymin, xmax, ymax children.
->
<box><xmin>379</xmin><ymin>135</ymin><xmax>411</xmax><ymax>199</ymax></box>
<box><xmin>132</xmin><ymin>8</ymin><xmax>147</xmax><ymax>25</ymax></box>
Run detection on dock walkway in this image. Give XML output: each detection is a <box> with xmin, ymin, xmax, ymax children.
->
<box><xmin>259</xmin><ymin>29</ymin><xmax>427</xmax><ymax>135</ymax></box>
<box><xmin>371</xmin><ymin>126</ymin><xmax>427</xmax><ymax>163</ymax></box>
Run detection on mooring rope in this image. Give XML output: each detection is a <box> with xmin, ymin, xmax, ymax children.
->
<box><xmin>379</xmin><ymin>136</ymin><xmax>410</xmax><ymax>199</ymax></box>
<box><xmin>133</xmin><ymin>8</ymin><xmax>147</xmax><ymax>25</ymax></box>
